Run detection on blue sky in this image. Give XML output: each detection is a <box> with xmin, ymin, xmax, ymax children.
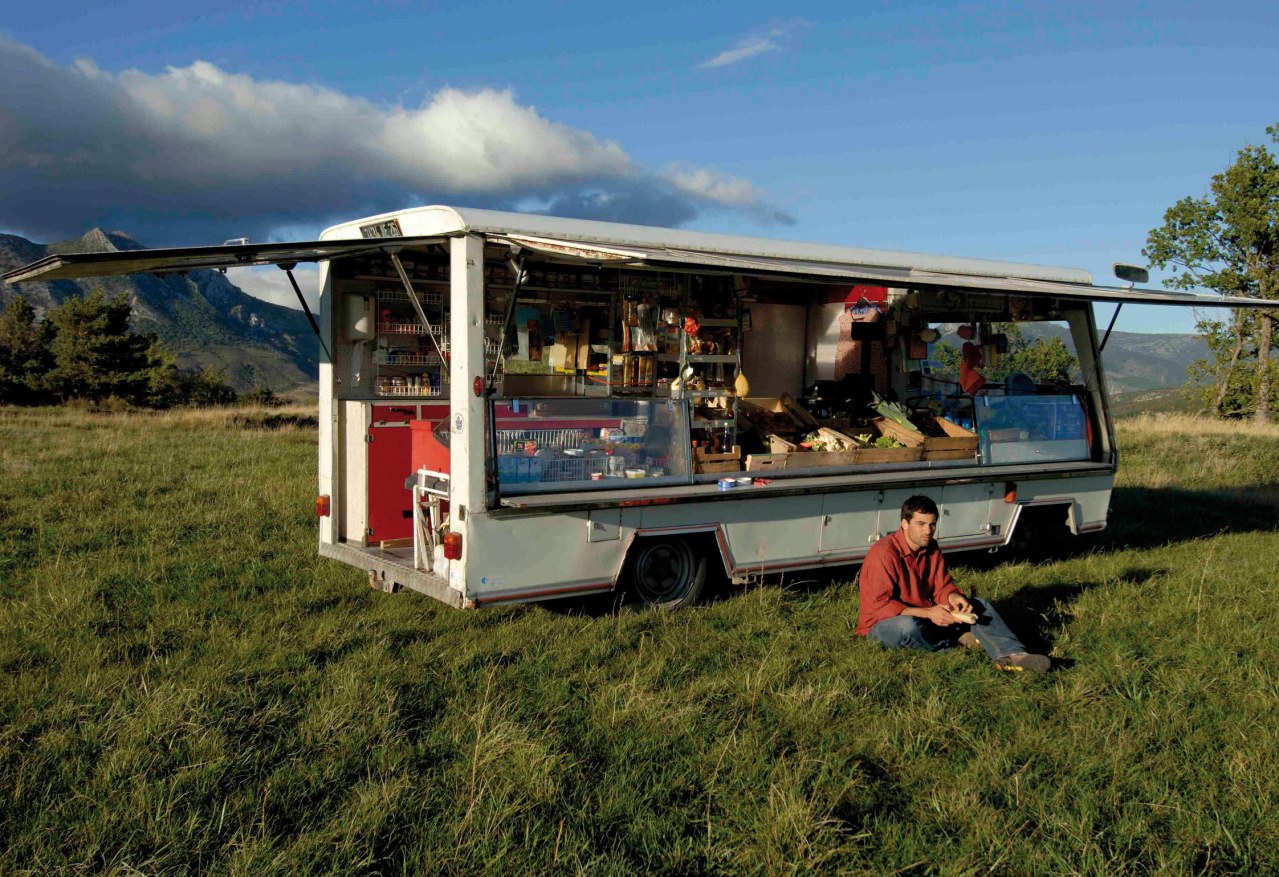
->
<box><xmin>3</xmin><ymin>0</ymin><xmax>1278</xmax><ymax>332</ymax></box>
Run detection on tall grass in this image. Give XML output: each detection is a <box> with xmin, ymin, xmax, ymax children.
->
<box><xmin>1</xmin><ymin>408</ymin><xmax>1277</xmax><ymax>874</ymax></box>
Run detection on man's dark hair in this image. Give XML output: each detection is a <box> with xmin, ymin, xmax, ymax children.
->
<box><xmin>901</xmin><ymin>494</ymin><xmax>939</xmax><ymax>521</ymax></box>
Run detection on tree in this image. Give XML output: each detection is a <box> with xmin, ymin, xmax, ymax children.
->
<box><xmin>1185</xmin><ymin>313</ymin><xmax>1258</xmax><ymax>416</ymax></box>
<box><xmin>0</xmin><ymin>295</ymin><xmax>53</xmax><ymax>404</ymax></box>
<box><xmin>931</xmin><ymin>323</ymin><xmax>1079</xmax><ymax>386</ymax></box>
<box><xmin>45</xmin><ymin>290</ymin><xmax>154</xmax><ymax>404</ymax></box>
<box><xmin>1144</xmin><ymin>124</ymin><xmax>1279</xmax><ymax>422</ymax></box>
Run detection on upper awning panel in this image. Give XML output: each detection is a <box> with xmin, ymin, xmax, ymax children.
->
<box><xmin>3</xmin><ymin>237</ymin><xmax>446</xmax><ymax>283</ymax></box>
<box><xmin>501</xmin><ymin>236</ymin><xmax>1271</xmax><ymax>309</ymax></box>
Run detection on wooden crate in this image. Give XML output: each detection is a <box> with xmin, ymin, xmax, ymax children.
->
<box><xmin>779</xmin><ymin>393</ymin><xmax>820</xmax><ymax>428</ymax></box>
<box><xmin>923</xmin><ymin>448</ymin><xmax>976</xmax><ymax>461</ymax></box>
<box><xmin>871</xmin><ymin>416</ymin><xmax>926</xmax><ymax>448</ymax></box>
<box><xmin>767</xmin><ymin>434</ymin><xmax>796</xmax><ymax>454</ymax></box>
<box><xmin>695</xmin><ymin>445</ymin><xmax>741</xmax><ymax>474</ymax></box>
<box><xmin>745</xmin><ymin>453</ymin><xmax>789</xmax><ymax>471</ymax></box>
<box><xmin>924</xmin><ymin>416</ymin><xmax>979</xmax><ymax>452</ymax></box>
<box><xmin>785</xmin><ymin>449</ymin><xmax>862</xmax><ymax>468</ymax></box>
<box><xmin>739</xmin><ymin>398</ymin><xmax>802</xmax><ymax>432</ymax></box>
<box><xmin>816</xmin><ymin>426</ymin><xmax>859</xmax><ymax>451</ymax></box>
<box><xmin>856</xmin><ymin>445</ymin><xmax>923</xmax><ymax>463</ymax></box>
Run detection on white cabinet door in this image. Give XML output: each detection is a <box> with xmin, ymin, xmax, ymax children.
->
<box><xmin>938</xmin><ymin>483</ymin><xmax>996</xmax><ymax>545</ymax></box>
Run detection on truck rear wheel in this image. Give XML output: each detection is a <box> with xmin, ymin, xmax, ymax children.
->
<box><xmin>627</xmin><ymin>537</ymin><xmax>707</xmax><ymax>609</ymax></box>
<box><xmin>1010</xmin><ymin>506</ymin><xmax>1073</xmax><ymax>560</ymax></box>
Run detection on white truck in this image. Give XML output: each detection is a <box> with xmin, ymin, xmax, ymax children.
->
<box><xmin>8</xmin><ymin>205</ymin><xmax>1267</xmax><ymax>608</ymax></box>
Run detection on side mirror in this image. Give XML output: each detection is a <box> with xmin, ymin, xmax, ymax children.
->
<box><xmin>1113</xmin><ymin>263</ymin><xmax>1149</xmax><ymax>285</ymax></box>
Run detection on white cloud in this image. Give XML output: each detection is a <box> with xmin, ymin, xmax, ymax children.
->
<box><xmin>700</xmin><ymin>19</ymin><xmax>811</xmax><ymax>69</ymax></box>
<box><xmin>702</xmin><ymin>37</ymin><xmax>780</xmax><ymax>69</ymax></box>
<box><xmin>661</xmin><ymin>165</ymin><xmax>793</xmax><ymax>225</ymax></box>
<box><xmin>0</xmin><ymin>37</ymin><xmax>790</xmax><ymax>244</ymax></box>
<box><xmin>226</xmin><ymin>265</ymin><xmax>319</xmax><ymax>311</ymax></box>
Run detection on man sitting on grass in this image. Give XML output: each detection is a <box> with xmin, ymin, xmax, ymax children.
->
<box><xmin>856</xmin><ymin>494</ymin><xmax>1051</xmax><ymax>673</ymax></box>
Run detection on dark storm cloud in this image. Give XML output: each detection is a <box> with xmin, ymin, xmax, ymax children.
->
<box><xmin>0</xmin><ymin>38</ymin><xmax>792</xmax><ymax>246</ymax></box>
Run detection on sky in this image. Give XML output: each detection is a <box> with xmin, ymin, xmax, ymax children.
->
<box><xmin>3</xmin><ymin>0</ymin><xmax>1278</xmax><ymax>333</ymax></box>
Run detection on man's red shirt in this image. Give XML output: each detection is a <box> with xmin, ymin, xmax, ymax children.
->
<box><xmin>856</xmin><ymin>529</ymin><xmax>962</xmax><ymax>635</ymax></box>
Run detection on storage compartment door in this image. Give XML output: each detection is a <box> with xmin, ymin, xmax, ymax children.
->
<box><xmin>819</xmin><ymin>491</ymin><xmax>882</xmax><ymax>555</ymax></box>
<box><xmin>938</xmin><ymin>483</ymin><xmax>995</xmax><ymax>544</ymax></box>
<box><xmin>367</xmin><ymin>423</ymin><xmax>414</xmax><ymax>542</ymax></box>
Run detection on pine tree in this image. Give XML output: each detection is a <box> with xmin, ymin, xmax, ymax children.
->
<box><xmin>45</xmin><ymin>290</ymin><xmax>153</xmax><ymax>404</ymax></box>
<box><xmin>0</xmin><ymin>295</ymin><xmax>53</xmax><ymax>404</ymax></box>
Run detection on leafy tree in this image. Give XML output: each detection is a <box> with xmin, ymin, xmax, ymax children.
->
<box><xmin>1185</xmin><ymin>313</ymin><xmax>1259</xmax><ymax>416</ymax></box>
<box><xmin>930</xmin><ymin>323</ymin><xmax>1079</xmax><ymax>385</ymax></box>
<box><xmin>0</xmin><ymin>295</ymin><xmax>53</xmax><ymax>404</ymax></box>
<box><xmin>1144</xmin><ymin>124</ymin><xmax>1279</xmax><ymax>422</ymax></box>
<box><xmin>996</xmin><ymin>335</ymin><xmax>1078</xmax><ymax>384</ymax></box>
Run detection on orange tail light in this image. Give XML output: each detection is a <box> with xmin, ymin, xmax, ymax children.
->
<box><xmin>443</xmin><ymin>531</ymin><xmax>463</xmax><ymax>560</ymax></box>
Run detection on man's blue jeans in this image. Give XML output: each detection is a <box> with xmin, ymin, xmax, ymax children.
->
<box><xmin>867</xmin><ymin>598</ymin><xmax>1029</xmax><ymax>660</ymax></box>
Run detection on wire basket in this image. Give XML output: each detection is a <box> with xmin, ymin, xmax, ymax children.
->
<box><xmin>494</xmin><ymin>428</ymin><xmax>589</xmax><ymax>454</ymax></box>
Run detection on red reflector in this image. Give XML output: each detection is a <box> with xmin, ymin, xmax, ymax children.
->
<box><xmin>316</xmin><ymin>495</ymin><xmax>331</xmax><ymax>517</ymax></box>
<box><xmin>443</xmin><ymin>531</ymin><xmax>462</xmax><ymax>560</ymax></box>
<box><xmin>474</xmin><ymin>376</ymin><xmax>484</xmax><ymax>397</ymax></box>
<box><xmin>1004</xmin><ymin>482</ymin><xmax>1017</xmax><ymax>504</ymax></box>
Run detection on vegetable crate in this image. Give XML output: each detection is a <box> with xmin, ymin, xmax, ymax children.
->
<box><xmin>694</xmin><ymin>445</ymin><xmax>742</xmax><ymax>474</ymax></box>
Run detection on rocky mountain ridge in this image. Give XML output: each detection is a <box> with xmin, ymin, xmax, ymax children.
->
<box><xmin>0</xmin><ymin>229</ymin><xmax>317</xmax><ymax>390</ymax></box>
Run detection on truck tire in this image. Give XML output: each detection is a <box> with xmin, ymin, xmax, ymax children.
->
<box><xmin>1009</xmin><ymin>506</ymin><xmax>1072</xmax><ymax>560</ymax></box>
<box><xmin>627</xmin><ymin>536</ymin><xmax>707</xmax><ymax>609</ymax></box>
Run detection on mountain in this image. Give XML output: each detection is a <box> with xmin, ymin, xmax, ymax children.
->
<box><xmin>1019</xmin><ymin>322</ymin><xmax>1208</xmax><ymax>394</ymax></box>
<box><xmin>0</xmin><ymin>229</ymin><xmax>317</xmax><ymax>391</ymax></box>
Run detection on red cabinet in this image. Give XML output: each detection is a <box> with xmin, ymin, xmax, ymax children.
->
<box><xmin>343</xmin><ymin>401</ymin><xmax>449</xmax><ymax>546</ymax></box>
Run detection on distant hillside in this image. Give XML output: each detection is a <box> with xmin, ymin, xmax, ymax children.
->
<box><xmin>1109</xmin><ymin>387</ymin><xmax>1199</xmax><ymax>418</ymax></box>
<box><xmin>0</xmin><ymin>229</ymin><xmax>317</xmax><ymax>391</ymax></box>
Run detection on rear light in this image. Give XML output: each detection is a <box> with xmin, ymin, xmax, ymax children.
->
<box><xmin>1004</xmin><ymin>482</ymin><xmax>1017</xmax><ymax>504</ymax></box>
<box><xmin>316</xmin><ymin>495</ymin><xmax>331</xmax><ymax>517</ymax></box>
<box><xmin>443</xmin><ymin>531</ymin><xmax>463</xmax><ymax>560</ymax></box>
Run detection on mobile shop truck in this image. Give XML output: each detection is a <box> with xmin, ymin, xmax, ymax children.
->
<box><xmin>8</xmin><ymin>206</ymin><xmax>1267</xmax><ymax>609</ymax></box>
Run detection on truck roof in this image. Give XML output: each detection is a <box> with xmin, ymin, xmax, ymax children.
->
<box><xmin>320</xmin><ymin>205</ymin><xmax>1094</xmax><ymax>286</ymax></box>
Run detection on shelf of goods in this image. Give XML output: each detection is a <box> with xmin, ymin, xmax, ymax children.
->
<box><xmin>373</xmin><ymin>286</ymin><xmax>448</xmax><ymax>398</ymax></box>
<box><xmin>676</xmin><ymin>311</ymin><xmax>742</xmax><ymax>454</ymax></box>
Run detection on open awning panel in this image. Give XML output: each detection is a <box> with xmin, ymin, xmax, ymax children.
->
<box><xmin>3</xmin><ymin>236</ymin><xmax>447</xmax><ymax>283</ymax></box>
<box><xmin>494</xmin><ymin>235</ymin><xmax>1271</xmax><ymax>310</ymax></box>
<box><xmin>8</xmin><ymin>228</ymin><xmax>1271</xmax><ymax>312</ymax></box>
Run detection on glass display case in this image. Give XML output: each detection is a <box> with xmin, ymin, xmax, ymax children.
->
<box><xmin>493</xmin><ymin>398</ymin><xmax>692</xmax><ymax>495</ymax></box>
<box><xmin>974</xmin><ymin>394</ymin><xmax>1090</xmax><ymax>464</ymax></box>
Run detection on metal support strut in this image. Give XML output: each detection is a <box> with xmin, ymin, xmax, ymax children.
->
<box><xmin>1098</xmin><ymin>303</ymin><xmax>1123</xmax><ymax>353</ymax></box>
<box><xmin>490</xmin><ymin>248</ymin><xmax>527</xmax><ymax>390</ymax></box>
<box><xmin>279</xmin><ymin>263</ymin><xmax>333</xmax><ymax>362</ymax></box>
<box><xmin>387</xmin><ymin>249</ymin><xmax>450</xmax><ymax>367</ymax></box>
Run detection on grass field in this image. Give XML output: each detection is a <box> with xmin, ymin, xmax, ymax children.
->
<box><xmin>2</xmin><ymin>406</ymin><xmax>1278</xmax><ymax>875</ymax></box>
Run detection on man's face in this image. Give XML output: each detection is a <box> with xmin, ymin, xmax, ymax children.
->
<box><xmin>901</xmin><ymin>511</ymin><xmax>938</xmax><ymax>551</ymax></box>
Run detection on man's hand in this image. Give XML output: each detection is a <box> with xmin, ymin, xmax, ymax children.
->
<box><xmin>904</xmin><ymin>605</ymin><xmax>959</xmax><ymax>626</ymax></box>
<box><xmin>946</xmin><ymin>593</ymin><xmax>972</xmax><ymax>615</ymax></box>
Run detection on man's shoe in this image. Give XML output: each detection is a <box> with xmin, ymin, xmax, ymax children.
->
<box><xmin>994</xmin><ymin>652</ymin><xmax>1051</xmax><ymax>673</ymax></box>
<box><xmin>958</xmin><ymin>632</ymin><xmax>981</xmax><ymax>650</ymax></box>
